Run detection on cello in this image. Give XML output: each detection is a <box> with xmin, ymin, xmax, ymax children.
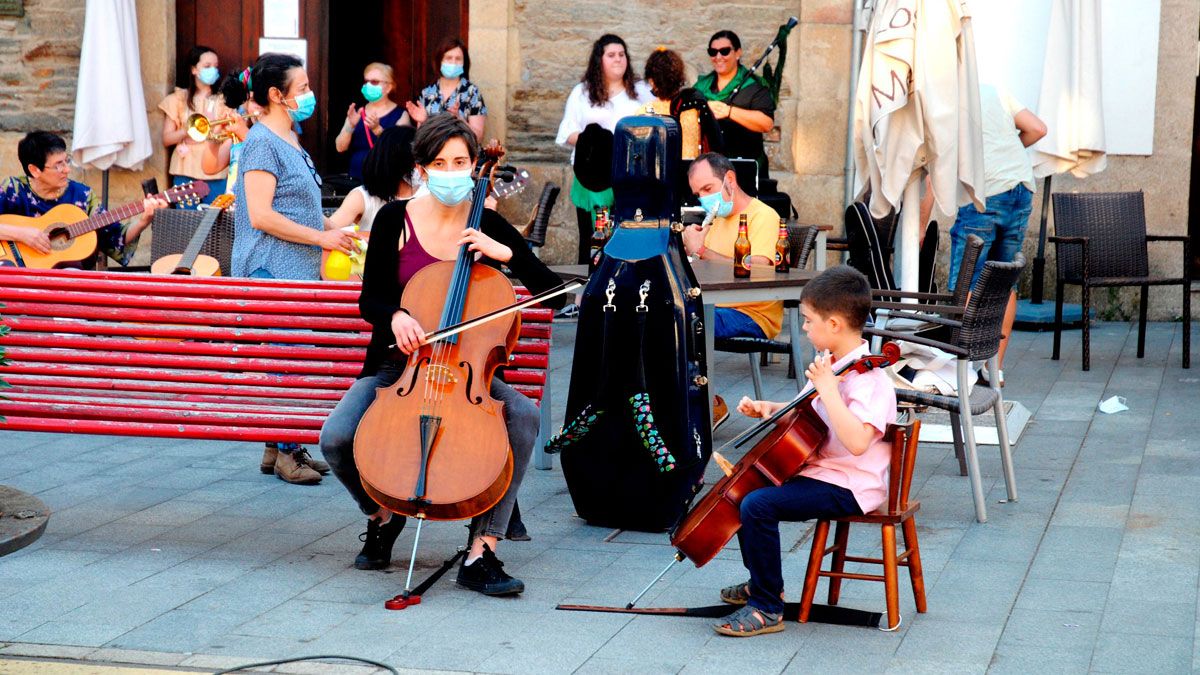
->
<box><xmin>352</xmin><ymin>142</ymin><xmax>522</xmax><ymax>597</ymax></box>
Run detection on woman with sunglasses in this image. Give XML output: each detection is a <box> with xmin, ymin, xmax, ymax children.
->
<box><xmin>335</xmin><ymin>62</ymin><xmax>403</xmax><ymax>182</ymax></box>
<box><xmin>695</xmin><ymin>30</ymin><xmax>775</xmax><ymax>180</ymax></box>
<box><xmin>233</xmin><ymin>53</ymin><xmax>362</xmax><ymax>485</ymax></box>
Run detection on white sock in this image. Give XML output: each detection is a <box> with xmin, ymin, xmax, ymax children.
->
<box><xmin>465</xmin><ymin>553</ymin><xmax>481</xmax><ymax>565</ymax></box>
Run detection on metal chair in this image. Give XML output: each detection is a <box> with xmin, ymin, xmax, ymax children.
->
<box><xmin>714</xmin><ymin>223</ymin><xmax>820</xmax><ymax>398</ymax></box>
<box><xmin>868</xmin><ymin>256</ymin><xmax>1025</xmax><ymax>523</ymax></box>
<box><xmin>1050</xmin><ymin>191</ymin><xmax>1191</xmax><ymax>371</ymax></box>
<box><xmin>521</xmin><ymin>182</ymin><xmax>560</xmax><ymax>252</ymax></box>
<box><xmin>799</xmin><ymin>420</ymin><xmax>926</xmax><ymax>631</ymax></box>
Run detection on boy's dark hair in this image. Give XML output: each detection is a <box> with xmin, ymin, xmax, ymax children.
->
<box><xmin>216</xmin><ymin>71</ymin><xmax>248</xmax><ymax>110</ymax></box>
<box><xmin>184</xmin><ymin>45</ymin><xmax>217</xmax><ymax>112</ymax></box>
<box><xmin>800</xmin><ymin>265</ymin><xmax>872</xmax><ymax>330</ymax></box>
<box><xmin>362</xmin><ymin>126</ymin><xmax>417</xmax><ymax>201</ymax></box>
<box><xmin>18</xmin><ymin>131</ymin><xmax>67</xmax><ymax>177</ymax></box>
<box><xmin>249</xmin><ymin>52</ymin><xmax>304</xmax><ymax>108</ymax></box>
<box><xmin>432</xmin><ymin>38</ymin><xmax>471</xmax><ymax>79</ymax></box>
<box><xmin>412</xmin><ymin>112</ymin><xmax>480</xmax><ymax>166</ymax></box>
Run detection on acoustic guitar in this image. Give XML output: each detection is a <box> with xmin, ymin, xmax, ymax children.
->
<box><xmin>0</xmin><ymin>181</ymin><xmax>209</xmax><ymax>268</ymax></box>
<box><xmin>149</xmin><ymin>193</ymin><xmax>234</xmax><ymax>277</ymax></box>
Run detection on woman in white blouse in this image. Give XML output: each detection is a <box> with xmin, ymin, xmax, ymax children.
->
<box><xmin>556</xmin><ymin>34</ymin><xmax>653</xmax><ymax>273</ymax></box>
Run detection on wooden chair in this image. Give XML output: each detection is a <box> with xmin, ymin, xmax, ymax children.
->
<box><xmin>1050</xmin><ymin>191</ymin><xmax>1191</xmax><ymax>371</ymax></box>
<box><xmin>714</xmin><ymin>222</ymin><xmax>819</xmax><ymax>398</ymax></box>
<box><xmin>798</xmin><ymin>420</ymin><xmax>926</xmax><ymax>632</ymax></box>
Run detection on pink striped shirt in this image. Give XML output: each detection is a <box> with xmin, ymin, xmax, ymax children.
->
<box><xmin>799</xmin><ymin>341</ymin><xmax>897</xmax><ymax>514</ymax></box>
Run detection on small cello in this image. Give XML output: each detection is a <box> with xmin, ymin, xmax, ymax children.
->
<box><xmin>623</xmin><ymin>342</ymin><xmax>901</xmax><ymax>607</ymax></box>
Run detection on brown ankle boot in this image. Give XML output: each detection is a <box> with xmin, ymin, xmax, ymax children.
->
<box><xmin>260</xmin><ymin>443</ymin><xmax>278</xmax><ymax>474</ymax></box>
<box><xmin>274</xmin><ymin>450</ymin><xmax>322</xmax><ymax>485</ymax></box>
<box><xmin>292</xmin><ymin>447</ymin><xmax>330</xmax><ymax>475</ymax></box>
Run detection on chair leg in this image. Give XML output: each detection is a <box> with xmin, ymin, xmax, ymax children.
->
<box><xmin>990</xmin><ymin>354</ymin><xmax>1018</xmax><ymax>502</ymax></box>
<box><xmin>881</xmin><ymin>523</ymin><xmax>900</xmax><ymax>630</ymax></box>
<box><xmin>1182</xmin><ymin>280</ymin><xmax>1191</xmax><ymax>370</ymax></box>
<box><xmin>1137</xmin><ymin>285</ymin><xmax>1148</xmax><ymax>359</ymax></box>
<box><xmin>799</xmin><ymin>520</ymin><xmax>831</xmax><ymax>623</ymax></box>
<box><xmin>957</xmin><ymin>360</ymin><xmax>988</xmax><ymax>522</ymax></box>
<box><xmin>788</xmin><ymin>305</ymin><xmax>804</xmax><ymax>388</ymax></box>
<box><xmin>748</xmin><ymin>353</ymin><xmax>765</xmax><ymax>400</ymax></box>
<box><xmin>949</xmin><ymin>411</ymin><xmax>968</xmax><ymax>476</ymax></box>
<box><xmin>901</xmin><ymin>518</ymin><xmax>927</xmax><ymax>613</ymax></box>
<box><xmin>1081</xmin><ymin>283</ymin><xmax>1091</xmax><ymax>371</ymax></box>
<box><xmin>827</xmin><ymin>521</ymin><xmax>850</xmax><ymax>605</ymax></box>
<box><xmin>1052</xmin><ymin>281</ymin><xmax>1064</xmax><ymax>361</ymax></box>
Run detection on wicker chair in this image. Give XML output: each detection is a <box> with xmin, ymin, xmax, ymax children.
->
<box><xmin>1050</xmin><ymin>191</ymin><xmax>1191</xmax><ymax>371</ymax></box>
<box><xmin>149</xmin><ymin>208</ymin><xmax>235</xmax><ymax>274</ymax></box>
<box><xmin>871</xmin><ymin>234</ymin><xmax>984</xmax><ymax>351</ymax></box>
<box><xmin>868</xmin><ymin>255</ymin><xmax>1025</xmax><ymax>523</ymax></box>
<box><xmin>521</xmin><ymin>182</ymin><xmax>560</xmax><ymax>251</ymax></box>
<box><xmin>714</xmin><ymin>222</ymin><xmax>820</xmax><ymax>398</ymax></box>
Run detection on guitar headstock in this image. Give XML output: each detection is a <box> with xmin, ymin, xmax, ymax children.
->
<box><xmin>491</xmin><ymin>168</ymin><xmax>530</xmax><ymax>201</ymax></box>
<box><xmin>164</xmin><ymin>180</ymin><xmax>212</xmax><ymax>208</ymax></box>
<box><xmin>210</xmin><ymin>193</ymin><xmax>236</xmax><ymax>210</ymax></box>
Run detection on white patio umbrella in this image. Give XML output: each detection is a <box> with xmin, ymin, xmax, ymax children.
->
<box><xmin>852</xmin><ymin>0</ymin><xmax>986</xmax><ymax>291</ymax></box>
<box><xmin>1024</xmin><ymin>0</ymin><xmax>1106</xmax><ymax>308</ymax></box>
<box><xmin>71</xmin><ymin>0</ymin><xmax>153</xmax><ymax>203</ymax></box>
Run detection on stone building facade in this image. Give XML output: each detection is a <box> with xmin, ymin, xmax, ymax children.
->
<box><xmin>0</xmin><ymin>0</ymin><xmax>1195</xmax><ymax>318</ymax></box>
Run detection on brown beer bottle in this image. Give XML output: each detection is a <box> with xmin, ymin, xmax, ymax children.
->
<box><xmin>589</xmin><ymin>207</ymin><xmax>609</xmax><ymax>273</ymax></box>
<box><xmin>733</xmin><ymin>214</ymin><xmax>751</xmax><ymax>279</ymax></box>
<box><xmin>774</xmin><ymin>218</ymin><xmax>790</xmax><ymax>274</ymax></box>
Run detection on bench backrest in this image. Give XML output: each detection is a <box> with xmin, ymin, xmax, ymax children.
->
<box><xmin>0</xmin><ymin>267</ymin><xmax>552</xmax><ymax>444</ymax></box>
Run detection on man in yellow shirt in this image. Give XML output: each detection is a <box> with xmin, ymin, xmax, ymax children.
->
<box><xmin>683</xmin><ymin>152</ymin><xmax>783</xmax><ymax>340</ymax></box>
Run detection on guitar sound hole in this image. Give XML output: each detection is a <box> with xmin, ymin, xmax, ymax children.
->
<box><xmin>46</xmin><ymin>225</ymin><xmax>72</xmax><ymax>250</ymax></box>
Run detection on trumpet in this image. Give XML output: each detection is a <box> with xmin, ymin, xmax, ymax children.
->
<box><xmin>185</xmin><ymin>111</ymin><xmax>260</xmax><ymax>142</ymax></box>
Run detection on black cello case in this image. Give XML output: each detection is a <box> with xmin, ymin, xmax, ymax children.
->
<box><xmin>557</xmin><ymin>116</ymin><xmax>712</xmax><ymax>532</ymax></box>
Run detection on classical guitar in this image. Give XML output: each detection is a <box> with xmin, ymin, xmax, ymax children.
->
<box><xmin>0</xmin><ymin>181</ymin><xmax>209</xmax><ymax>268</ymax></box>
<box><xmin>149</xmin><ymin>193</ymin><xmax>234</xmax><ymax>277</ymax></box>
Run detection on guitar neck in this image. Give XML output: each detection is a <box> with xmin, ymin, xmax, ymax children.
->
<box><xmin>68</xmin><ymin>200</ymin><xmax>148</xmax><ymax>238</ymax></box>
<box><xmin>176</xmin><ymin>207</ymin><xmax>223</xmax><ymax>270</ymax></box>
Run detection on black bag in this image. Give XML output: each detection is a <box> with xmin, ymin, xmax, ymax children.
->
<box><xmin>552</xmin><ymin>115</ymin><xmax>712</xmax><ymax>532</ymax></box>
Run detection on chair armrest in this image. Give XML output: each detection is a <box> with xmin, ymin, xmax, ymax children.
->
<box><xmin>1146</xmin><ymin>234</ymin><xmax>1189</xmax><ymax>243</ymax></box>
<box><xmin>872</xmin><ymin>300</ymin><xmax>966</xmax><ymax>315</ymax></box>
<box><xmin>875</xmin><ymin>311</ymin><xmax>963</xmax><ymax>328</ymax></box>
<box><xmin>1049</xmin><ymin>235</ymin><xmax>1087</xmax><ymax>245</ymax></box>
<box><xmin>872</xmin><ymin>289</ymin><xmax>954</xmax><ymax>302</ymax></box>
<box><xmin>863</xmin><ymin>327</ymin><xmax>968</xmax><ymax>356</ymax></box>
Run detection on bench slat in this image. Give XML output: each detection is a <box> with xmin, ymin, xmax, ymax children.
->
<box><xmin>1</xmin><ymin>333</ymin><xmax>366</xmax><ymax>362</ymax></box>
<box><xmin>0</xmin><ymin>401</ymin><xmax>326</xmax><ymax>429</ymax></box>
<box><xmin>6</xmin><ymin>385</ymin><xmax>338</xmax><ymax>409</ymax></box>
<box><xmin>0</xmin><ymin>415</ymin><xmax>320</xmax><ymax>444</ymax></box>
<box><xmin>4</xmin><ymin>362</ymin><xmax>355</xmax><ymax>388</ymax></box>
<box><xmin>4</xmin><ymin>346</ymin><xmax>364</xmax><ymax>376</ymax></box>
<box><xmin>0</xmin><ymin>286</ymin><xmax>363</xmax><ymax>317</ymax></box>
<box><xmin>2</xmin><ymin>316</ymin><xmax>370</xmax><ymax>345</ymax></box>
<box><xmin>3</xmin><ymin>374</ymin><xmax>347</xmax><ymax>401</ymax></box>
<box><xmin>1</xmin><ymin>301</ymin><xmax>369</xmax><ymax>331</ymax></box>
<box><xmin>5</xmin><ymin>391</ymin><xmax>333</xmax><ymax>416</ymax></box>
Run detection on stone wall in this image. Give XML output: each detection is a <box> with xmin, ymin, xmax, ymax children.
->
<box><xmin>0</xmin><ymin>0</ymin><xmax>174</xmax><ymax>265</ymax></box>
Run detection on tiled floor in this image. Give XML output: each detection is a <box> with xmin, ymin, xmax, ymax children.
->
<box><xmin>0</xmin><ymin>320</ymin><xmax>1196</xmax><ymax>674</ymax></box>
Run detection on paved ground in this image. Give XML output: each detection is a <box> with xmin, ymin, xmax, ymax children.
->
<box><xmin>0</xmin><ymin>319</ymin><xmax>1197</xmax><ymax>674</ymax></box>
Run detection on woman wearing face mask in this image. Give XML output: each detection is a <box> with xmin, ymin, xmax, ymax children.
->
<box><xmin>159</xmin><ymin>45</ymin><xmax>232</xmax><ymax>207</ymax></box>
<box><xmin>399</xmin><ymin>39</ymin><xmax>488</xmax><ymax>142</ymax></box>
<box><xmin>334</xmin><ymin>62</ymin><xmax>403</xmax><ymax>182</ymax></box>
<box><xmin>555</xmin><ymin>34</ymin><xmax>653</xmax><ymax>289</ymax></box>
<box><xmin>695</xmin><ymin>30</ymin><xmax>775</xmax><ymax>181</ymax></box>
<box><xmin>319</xmin><ymin>113</ymin><xmax>563</xmax><ymax>590</ymax></box>
<box><xmin>232</xmin><ymin>53</ymin><xmax>362</xmax><ymax>485</ymax></box>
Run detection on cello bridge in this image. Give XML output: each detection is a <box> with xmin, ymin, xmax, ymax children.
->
<box><xmin>424</xmin><ymin>365</ymin><xmax>458</xmax><ymax>386</ymax></box>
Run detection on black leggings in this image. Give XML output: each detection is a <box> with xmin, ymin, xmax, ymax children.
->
<box><xmin>575</xmin><ymin>207</ymin><xmax>593</xmax><ymax>265</ymax></box>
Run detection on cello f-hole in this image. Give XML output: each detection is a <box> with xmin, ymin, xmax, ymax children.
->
<box><xmin>459</xmin><ymin>360</ymin><xmax>483</xmax><ymax>404</ymax></box>
<box><xmin>396</xmin><ymin>356</ymin><xmax>428</xmax><ymax>397</ymax></box>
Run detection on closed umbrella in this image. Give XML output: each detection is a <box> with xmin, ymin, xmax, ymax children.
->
<box><xmin>853</xmin><ymin>0</ymin><xmax>985</xmax><ymax>291</ymax></box>
<box><xmin>1023</xmin><ymin>0</ymin><xmax>1106</xmax><ymax>310</ymax></box>
<box><xmin>71</xmin><ymin>0</ymin><xmax>153</xmax><ymax>204</ymax></box>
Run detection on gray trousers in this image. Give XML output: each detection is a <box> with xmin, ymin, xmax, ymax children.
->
<box><xmin>319</xmin><ymin>368</ymin><xmax>539</xmax><ymax>539</ymax></box>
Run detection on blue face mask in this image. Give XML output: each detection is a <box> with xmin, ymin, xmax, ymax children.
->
<box><xmin>361</xmin><ymin>83</ymin><xmax>383</xmax><ymax>102</ymax></box>
<box><xmin>198</xmin><ymin>66</ymin><xmax>220</xmax><ymax>86</ymax></box>
<box><xmin>286</xmin><ymin>91</ymin><xmax>316</xmax><ymax>123</ymax></box>
<box><xmin>440</xmin><ymin>62</ymin><xmax>464</xmax><ymax>79</ymax></box>
<box><xmin>425</xmin><ymin>168</ymin><xmax>474</xmax><ymax>206</ymax></box>
<box><xmin>698</xmin><ymin>180</ymin><xmax>733</xmax><ymax>218</ymax></box>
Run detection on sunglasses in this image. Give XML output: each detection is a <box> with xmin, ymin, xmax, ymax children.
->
<box><xmin>707</xmin><ymin>46</ymin><xmax>734</xmax><ymax>57</ymax></box>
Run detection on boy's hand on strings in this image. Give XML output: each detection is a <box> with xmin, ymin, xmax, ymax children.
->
<box><xmin>737</xmin><ymin>397</ymin><xmax>785</xmax><ymax>419</ymax></box>
<box><xmin>806</xmin><ymin>350</ymin><xmax>843</xmax><ymax>401</ymax></box>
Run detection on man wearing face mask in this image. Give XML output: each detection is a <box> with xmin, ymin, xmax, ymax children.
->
<box><xmin>684</xmin><ymin>152</ymin><xmax>783</xmax><ymax>341</ymax></box>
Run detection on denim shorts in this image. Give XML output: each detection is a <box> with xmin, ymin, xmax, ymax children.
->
<box><xmin>714</xmin><ymin>307</ymin><xmax>767</xmax><ymax>340</ymax></box>
<box><xmin>948</xmin><ymin>183</ymin><xmax>1032</xmax><ymax>292</ymax></box>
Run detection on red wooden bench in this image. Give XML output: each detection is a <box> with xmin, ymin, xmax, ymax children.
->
<box><xmin>0</xmin><ymin>267</ymin><xmax>554</xmax><ymax>447</ymax></box>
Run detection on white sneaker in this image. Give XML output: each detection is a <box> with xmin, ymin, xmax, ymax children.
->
<box><xmin>980</xmin><ymin>364</ymin><xmax>1005</xmax><ymax>387</ymax></box>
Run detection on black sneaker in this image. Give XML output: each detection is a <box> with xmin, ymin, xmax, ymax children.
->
<box><xmin>456</xmin><ymin>544</ymin><xmax>525</xmax><ymax>596</ymax></box>
<box><xmin>354</xmin><ymin>516</ymin><xmax>406</xmax><ymax>570</ymax></box>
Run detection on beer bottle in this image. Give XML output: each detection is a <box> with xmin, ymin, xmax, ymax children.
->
<box><xmin>774</xmin><ymin>218</ymin><xmax>790</xmax><ymax>274</ymax></box>
<box><xmin>733</xmin><ymin>213</ymin><xmax>751</xmax><ymax>279</ymax></box>
<box><xmin>589</xmin><ymin>206</ymin><xmax>609</xmax><ymax>273</ymax></box>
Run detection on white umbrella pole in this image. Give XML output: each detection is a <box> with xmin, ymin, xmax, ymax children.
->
<box><xmin>898</xmin><ymin>179</ymin><xmax>921</xmax><ymax>293</ymax></box>
<box><xmin>844</xmin><ymin>0</ymin><xmax>868</xmax><ymax>207</ymax></box>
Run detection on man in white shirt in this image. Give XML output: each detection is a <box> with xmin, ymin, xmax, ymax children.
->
<box><xmin>947</xmin><ymin>84</ymin><xmax>1047</xmax><ymax>384</ymax></box>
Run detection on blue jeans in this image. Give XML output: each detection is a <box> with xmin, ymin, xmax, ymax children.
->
<box><xmin>714</xmin><ymin>307</ymin><xmax>766</xmax><ymax>340</ymax></box>
<box><xmin>171</xmin><ymin>175</ymin><xmax>225</xmax><ymax>209</ymax></box>
<box><xmin>948</xmin><ymin>183</ymin><xmax>1033</xmax><ymax>292</ymax></box>
<box><xmin>736</xmin><ymin>476</ymin><xmax>861</xmax><ymax>615</ymax></box>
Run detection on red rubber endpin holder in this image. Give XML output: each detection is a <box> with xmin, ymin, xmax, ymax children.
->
<box><xmin>384</xmin><ymin>594</ymin><xmax>421</xmax><ymax>610</ymax></box>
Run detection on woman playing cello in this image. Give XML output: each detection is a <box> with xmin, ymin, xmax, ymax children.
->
<box><xmin>319</xmin><ymin>113</ymin><xmax>563</xmax><ymax>596</ymax></box>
